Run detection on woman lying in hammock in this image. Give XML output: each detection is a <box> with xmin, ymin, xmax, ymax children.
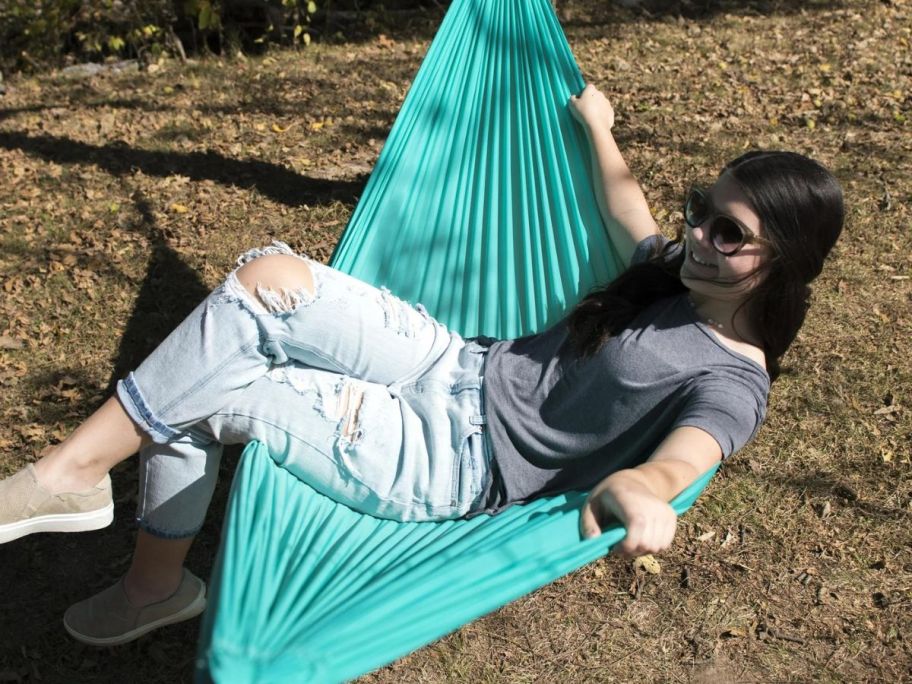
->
<box><xmin>0</xmin><ymin>84</ymin><xmax>843</xmax><ymax>646</ymax></box>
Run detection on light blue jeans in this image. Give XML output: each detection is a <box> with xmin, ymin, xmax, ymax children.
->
<box><xmin>116</xmin><ymin>243</ymin><xmax>491</xmax><ymax>538</ymax></box>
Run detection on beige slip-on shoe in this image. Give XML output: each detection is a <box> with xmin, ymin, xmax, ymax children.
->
<box><xmin>0</xmin><ymin>465</ymin><xmax>113</xmax><ymax>544</ymax></box>
<box><xmin>64</xmin><ymin>569</ymin><xmax>207</xmax><ymax>646</ymax></box>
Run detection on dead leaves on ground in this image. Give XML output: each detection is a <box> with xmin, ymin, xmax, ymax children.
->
<box><xmin>0</xmin><ymin>0</ymin><xmax>910</xmax><ymax>681</ymax></box>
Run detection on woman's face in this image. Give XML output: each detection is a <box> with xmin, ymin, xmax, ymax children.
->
<box><xmin>680</xmin><ymin>172</ymin><xmax>770</xmax><ymax>302</ymax></box>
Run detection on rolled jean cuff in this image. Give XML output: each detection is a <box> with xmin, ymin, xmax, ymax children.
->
<box><xmin>117</xmin><ymin>373</ymin><xmax>182</xmax><ymax>445</ymax></box>
<box><xmin>136</xmin><ymin>516</ymin><xmax>201</xmax><ymax>540</ymax></box>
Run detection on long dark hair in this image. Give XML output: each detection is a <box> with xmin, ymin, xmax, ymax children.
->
<box><xmin>567</xmin><ymin>151</ymin><xmax>845</xmax><ymax>382</ymax></box>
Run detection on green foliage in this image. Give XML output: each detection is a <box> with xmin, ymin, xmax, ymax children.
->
<box><xmin>271</xmin><ymin>0</ymin><xmax>318</xmax><ymax>47</ymax></box>
<box><xmin>0</xmin><ymin>0</ymin><xmax>322</xmax><ymax>74</ymax></box>
<box><xmin>184</xmin><ymin>0</ymin><xmax>220</xmax><ymax>31</ymax></box>
<box><xmin>0</xmin><ymin>0</ymin><xmax>82</xmax><ymax>71</ymax></box>
<box><xmin>0</xmin><ymin>0</ymin><xmax>178</xmax><ymax>72</ymax></box>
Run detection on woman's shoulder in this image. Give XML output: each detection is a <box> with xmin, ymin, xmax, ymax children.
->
<box><xmin>710</xmin><ymin>333</ymin><xmax>767</xmax><ymax>371</ymax></box>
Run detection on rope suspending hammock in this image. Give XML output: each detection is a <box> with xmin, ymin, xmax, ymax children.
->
<box><xmin>196</xmin><ymin>1</ymin><xmax>717</xmax><ymax>681</ymax></box>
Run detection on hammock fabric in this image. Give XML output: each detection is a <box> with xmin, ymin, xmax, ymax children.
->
<box><xmin>196</xmin><ymin>0</ymin><xmax>716</xmax><ymax>681</ymax></box>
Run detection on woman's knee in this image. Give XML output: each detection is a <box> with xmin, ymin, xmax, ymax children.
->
<box><xmin>235</xmin><ymin>254</ymin><xmax>315</xmax><ymax>312</ymax></box>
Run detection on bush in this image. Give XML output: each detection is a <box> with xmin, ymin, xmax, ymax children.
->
<box><xmin>0</xmin><ymin>0</ymin><xmax>324</xmax><ymax>74</ymax></box>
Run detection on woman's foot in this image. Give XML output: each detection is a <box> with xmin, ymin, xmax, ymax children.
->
<box><xmin>31</xmin><ymin>444</ymin><xmax>113</xmax><ymax>496</ymax></box>
<box><xmin>0</xmin><ymin>465</ymin><xmax>113</xmax><ymax>544</ymax></box>
<box><xmin>63</xmin><ymin>568</ymin><xmax>207</xmax><ymax>646</ymax></box>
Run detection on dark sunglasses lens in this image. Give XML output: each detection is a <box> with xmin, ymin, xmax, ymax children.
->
<box><xmin>685</xmin><ymin>190</ymin><xmax>708</xmax><ymax>226</ymax></box>
<box><xmin>711</xmin><ymin>217</ymin><xmax>746</xmax><ymax>255</ymax></box>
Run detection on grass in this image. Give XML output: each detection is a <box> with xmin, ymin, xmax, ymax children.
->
<box><xmin>0</xmin><ymin>0</ymin><xmax>910</xmax><ymax>681</ymax></box>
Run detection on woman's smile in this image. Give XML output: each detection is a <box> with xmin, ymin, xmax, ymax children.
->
<box><xmin>686</xmin><ymin>244</ymin><xmax>716</xmax><ymax>268</ymax></box>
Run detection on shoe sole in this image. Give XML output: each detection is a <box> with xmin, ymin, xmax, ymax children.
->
<box><xmin>63</xmin><ymin>581</ymin><xmax>208</xmax><ymax>647</ymax></box>
<box><xmin>0</xmin><ymin>502</ymin><xmax>114</xmax><ymax>544</ymax></box>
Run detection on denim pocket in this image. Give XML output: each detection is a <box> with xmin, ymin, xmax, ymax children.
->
<box><xmin>451</xmin><ymin>425</ymin><xmax>486</xmax><ymax>511</ymax></box>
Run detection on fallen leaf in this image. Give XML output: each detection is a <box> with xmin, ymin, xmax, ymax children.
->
<box><xmin>633</xmin><ymin>554</ymin><xmax>661</xmax><ymax>575</ymax></box>
<box><xmin>0</xmin><ymin>336</ymin><xmax>23</xmax><ymax>350</ymax></box>
<box><xmin>17</xmin><ymin>424</ymin><xmax>46</xmax><ymax>442</ymax></box>
<box><xmin>721</xmin><ymin>626</ymin><xmax>749</xmax><ymax>638</ymax></box>
<box><xmin>816</xmin><ymin>585</ymin><xmax>828</xmax><ymax>605</ymax></box>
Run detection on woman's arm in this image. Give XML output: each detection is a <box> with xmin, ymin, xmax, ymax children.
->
<box><xmin>569</xmin><ymin>84</ymin><xmax>659</xmax><ymax>267</ymax></box>
<box><xmin>579</xmin><ymin>426</ymin><xmax>722</xmax><ymax>556</ymax></box>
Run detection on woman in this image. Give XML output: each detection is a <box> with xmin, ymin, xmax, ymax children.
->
<box><xmin>0</xmin><ymin>85</ymin><xmax>844</xmax><ymax>646</ymax></box>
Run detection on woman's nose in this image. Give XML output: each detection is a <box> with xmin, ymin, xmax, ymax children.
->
<box><xmin>688</xmin><ymin>222</ymin><xmax>712</xmax><ymax>246</ymax></box>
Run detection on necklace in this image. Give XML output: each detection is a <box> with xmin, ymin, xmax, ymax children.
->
<box><xmin>687</xmin><ymin>296</ymin><xmax>725</xmax><ymax>330</ymax></box>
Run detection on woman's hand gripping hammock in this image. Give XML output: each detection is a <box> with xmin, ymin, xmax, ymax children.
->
<box><xmin>579</xmin><ymin>426</ymin><xmax>722</xmax><ymax>557</ymax></box>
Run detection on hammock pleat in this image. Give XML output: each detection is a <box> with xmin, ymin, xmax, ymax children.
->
<box><xmin>196</xmin><ymin>1</ymin><xmax>714</xmax><ymax>681</ymax></box>
<box><xmin>331</xmin><ymin>0</ymin><xmax>621</xmax><ymax>338</ymax></box>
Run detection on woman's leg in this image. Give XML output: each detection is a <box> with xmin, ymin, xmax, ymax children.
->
<box><xmin>116</xmin><ymin>243</ymin><xmax>453</xmax><ymax>449</ymax></box>
<box><xmin>59</xmin><ymin>242</ymin><xmax>485</xmax><ymax>642</ymax></box>
<box><xmin>20</xmin><ymin>241</ymin><xmax>445</xmax><ymax>496</ymax></box>
<box><xmin>123</xmin><ymin>531</ymin><xmax>195</xmax><ymax>604</ymax></box>
<box><xmin>123</xmin><ymin>429</ymin><xmax>223</xmax><ymax>601</ymax></box>
<box><xmin>1</xmin><ymin>253</ymin><xmax>272</xmax><ymax>545</ymax></box>
<box><xmin>63</xmin><ymin>430</ymin><xmax>222</xmax><ymax>643</ymax></box>
<box><xmin>32</xmin><ymin>396</ymin><xmax>149</xmax><ymax>494</ymax></box>
<box><xmin>23</xmin><ymin>253</ymin><xmax>310</xmax><ymax>496</ymax></box>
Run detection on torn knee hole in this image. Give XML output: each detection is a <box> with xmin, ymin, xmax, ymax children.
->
<box><xmin>254</xmin><ymin>283</ymin><xmax>314</xmax><ymax>313</ymax></box>
<box><xmin>325</xmin><ymin>381</ymin><xmax>365</xmax><ymax>444</ymax></box>
<box><xmin>236</xmin><ymin>254</ymin><xmax>316</xmax><ymax>313</ymax></box>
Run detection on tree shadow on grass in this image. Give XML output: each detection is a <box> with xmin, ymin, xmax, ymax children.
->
<box><xmin>0</xmin><ymin>131</ymin><xmax>369</xmax><ymax>209</ymax></box>
<box><xmin>0</xmin><ymin>130</ymin><xmax>374</xmax><ymax>679</ymax></box>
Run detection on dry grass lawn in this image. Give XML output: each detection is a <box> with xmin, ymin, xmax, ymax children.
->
<box><xmin>0</xmin><ymin>0</ymin><xmax>909</xmax><ymax>681</ymax></box>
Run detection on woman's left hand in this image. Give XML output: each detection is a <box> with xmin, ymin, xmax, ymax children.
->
<box><xmin>568</xmin><ymin>84</ymin><xmax>615</xmax><ymax>135</ymax></box>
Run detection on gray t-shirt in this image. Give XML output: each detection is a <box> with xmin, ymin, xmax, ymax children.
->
<box><xmin>477</xmin><ymin>237</ymin><xmax>770</xmax><ymax>514</ymax></box>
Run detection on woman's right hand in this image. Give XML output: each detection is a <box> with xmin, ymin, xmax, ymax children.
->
<box><xmin>568</xmin><ymin>84</ymin><xmax>615</xmax><ymax>135</ymax></box>
<box><xmin>579</xmin><ymin>470</ymin><xmax>679</xmax><ymax>557</ymax></box>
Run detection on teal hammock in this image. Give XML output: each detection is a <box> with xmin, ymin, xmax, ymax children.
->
<box><xmin>196</xmin><ymin>0</ymin><xmax>717</xmax><ymax>681</ymax></box>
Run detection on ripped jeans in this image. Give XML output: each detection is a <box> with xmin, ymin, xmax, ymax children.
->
<box><xmin>115</xmin><ymin>243</ymin><xmax>491</xmax><ymax>538</ymax></box>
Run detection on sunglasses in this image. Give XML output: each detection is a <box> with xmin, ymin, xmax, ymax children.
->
<box><xmin>683</xmin><ymin>186</ymin><xmax>771</xmax><ymax>256</ymax></box>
